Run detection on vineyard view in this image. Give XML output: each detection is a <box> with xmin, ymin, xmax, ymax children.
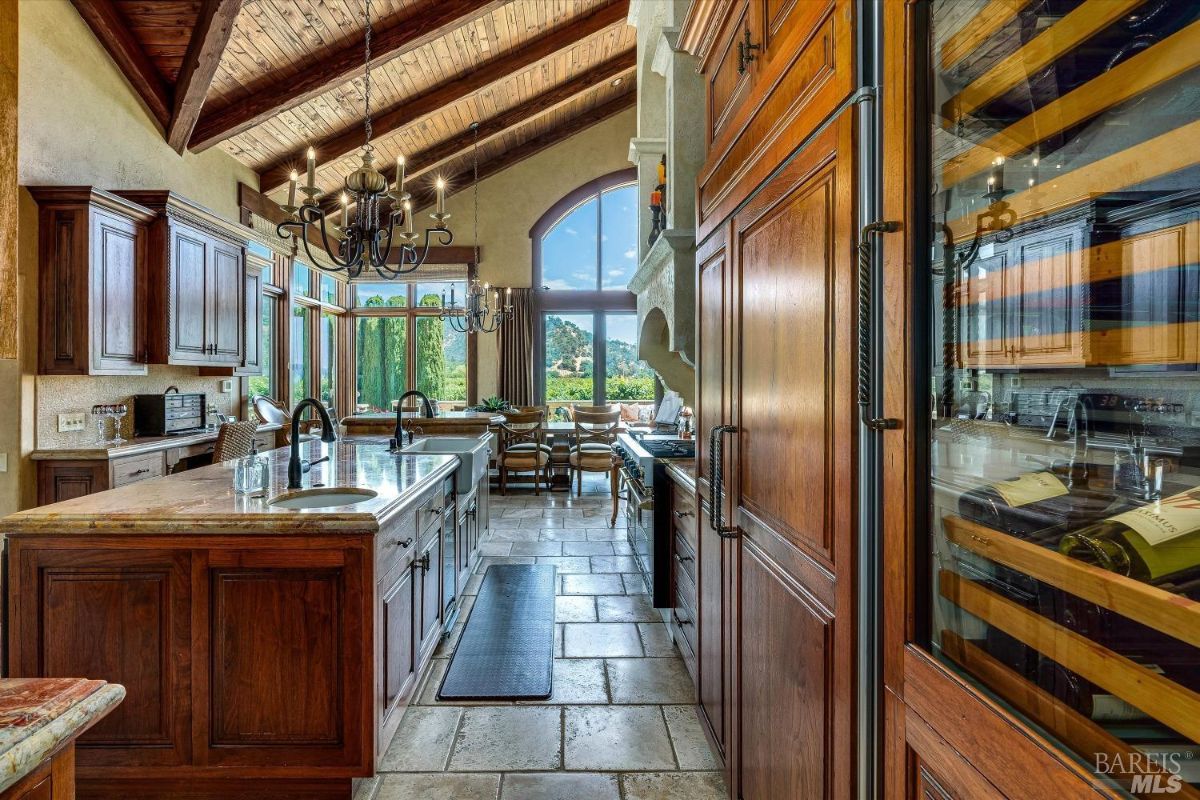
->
<box><xmin>544</xmin><ymin>314</ymin><xmax>654</xmax><ymax>414</ymax></box>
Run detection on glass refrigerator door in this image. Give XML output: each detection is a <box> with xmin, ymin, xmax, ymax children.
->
<box><xmin>925</xmin><ymin>1</ymin><xmax>1200</xmax><ymax>794</ymax></box>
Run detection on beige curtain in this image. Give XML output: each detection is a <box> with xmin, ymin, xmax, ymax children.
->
<box><xmin>498</xmin><ymin>287</ymin><xmax>535</xmax><ymax>405</ymax></box>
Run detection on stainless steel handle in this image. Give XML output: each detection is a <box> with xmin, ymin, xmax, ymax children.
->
<box><xmin>707</xmin><ymin>425</ymin><xmax>738</xmax><ymax>539</ymax></box>
<box><xmin>857</xmin><ymin>221</ymin><xmax>901</xmax><ymax>431</ymax></box>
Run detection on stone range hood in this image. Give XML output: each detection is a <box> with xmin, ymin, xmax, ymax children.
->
<box><xmin>628</xmin><ymin>228</ymin><xmax>695</xmax><ymax>408</ymax></box>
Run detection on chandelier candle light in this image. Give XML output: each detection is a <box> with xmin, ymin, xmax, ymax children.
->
<box><xmin>276</xmin><ymin>0</ymin><xmax>453</xmax><ymax>278</ymax></box>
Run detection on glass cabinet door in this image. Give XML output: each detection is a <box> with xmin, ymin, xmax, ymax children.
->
<box><xmin>925</xmin><ymin>1</ymin><xmax>1200</xmax><ymax>794</ymax></box>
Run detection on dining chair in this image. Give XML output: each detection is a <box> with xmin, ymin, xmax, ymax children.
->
<box><xmin>496</xmin><ymin>410</ymin><xmax>550</xmax><ymax>495</ymax></box>
<box><xmin>212</xmin><ymin>420</ymin><xmax>260</xmax><ymax>462</ymax></box>
<box><xmin>569</xmin><ymin>408</ymin><xmax>620</xmax><ymax>497</ymax></box>
<box><xmin>252</xmin><ymin>396</ymin><xmax>321</xmax><ymax>444</ymax></box>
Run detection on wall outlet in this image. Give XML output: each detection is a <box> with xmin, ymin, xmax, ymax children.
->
<box><xmin>58</xmin><ymin>412</ymin><xmax>87</xmax><ymax>432</ymax></box>
<box><xmin>0</xmin><ymin>452</ymin><xmax>7</xmax><ymax>472</ymax></box>
<box><xmin>220</xmin><ymin>379</ymin><xmax>233</xmax><ymax>393</ymax></box>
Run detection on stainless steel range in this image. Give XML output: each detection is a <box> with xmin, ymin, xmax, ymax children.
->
<box><xmin>614</xmin><ymin>433</ymin><xmax>695</xmax><ymax>609</ymax></box>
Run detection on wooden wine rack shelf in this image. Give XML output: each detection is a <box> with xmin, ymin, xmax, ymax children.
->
<box><xmin>943</xmin><ymin>514</ymin><xmax>1200</xmax><ymax>649</ymax></box>
<box><xmin>938</xmin><ymin>570</ymin><xmax>1200</xmax><ymax>743</ymax></box>
<box><xmin>940</xmin><ymin>631</ymin><xmax>1200</xmax><ymax>800</ymax></box>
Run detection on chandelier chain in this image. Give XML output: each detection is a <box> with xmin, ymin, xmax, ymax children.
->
<box><xmin>362</xmin><ymin>0</ymin><xmax>373</xmax><ymax>151</ymax></box>
<box><xmin>472</xmin><ymin>123</ymin><xmax>480</xmax><ymax>265</ymax></box>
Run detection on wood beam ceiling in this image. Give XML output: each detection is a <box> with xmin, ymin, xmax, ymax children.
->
<box><xmin>189</xmin><ymin>0</ymin><xmax>509</xmax><ymax>153</ymax></box>
<box><xmin>166</xmin><ymin>0</ymin><xmax>242</xmax><ymax>153</ymax></box>
<box><xmin>320</xmin><ymin>51</ymin><xmax>635</xmax><ymax>213</ymax></box>
<box><xmin>258</xmin><ymin>0</ymin><xmax>631</xmax><ymax>193</ymax></box>
<box><xmin>70</xmin><ymin>0</ymin><xmax>172</xmax><ymax>130</ymax></box>
<box><xmin>410</xmin><ymin>87</ymin><xmax>635</xmax><ymax>211</ymax></box>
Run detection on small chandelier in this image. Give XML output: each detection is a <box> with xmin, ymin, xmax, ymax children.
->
<box><xmin>276</xmin><ymin>0</ymin><xmax>452</xmax><ymax>279</ymax></box>
<box><xmin>439</xmin><ymin>123</ymin><xmax>512</xmax><ymax>334</ymax></box>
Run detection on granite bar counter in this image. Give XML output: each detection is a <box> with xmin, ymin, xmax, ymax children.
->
<box><xmin>2</xmin><ymin>435</ymin><xmax>473</xmax><ymax>800</ymax></box>
<box><xmin>0</xmin><ymin>678</ymin><xmax>125</xmax><ymax>796</ymax></box>
<box><xmin>7</xmin><ymin>438</ymin><xmax>457</xmax><ymax>534</ymax></box>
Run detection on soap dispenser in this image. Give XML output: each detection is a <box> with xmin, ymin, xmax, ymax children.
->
<box><xmin>234</xmin><ymin>439</ymin><xmax>269</xmax><ymax>495</ymax></box>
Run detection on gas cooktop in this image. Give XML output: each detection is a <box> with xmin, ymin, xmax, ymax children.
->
<box><xmin>638</xmin><ymin>438</ymin><xmax>695</xmax><ymax>459</ymax></box>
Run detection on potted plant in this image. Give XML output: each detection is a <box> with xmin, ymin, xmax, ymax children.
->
<box><xmin>471</xmin><ymin>395</ymin><xmax>513</xmax><ymax>413</ymax></box>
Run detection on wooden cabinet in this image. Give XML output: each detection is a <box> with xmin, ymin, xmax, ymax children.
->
<box><xmin>36</xmin><ymin>460</ymin><xmax>109</xmax><ymax>506</ymax></box>
<box><xmin>685</xmin><ymin>0</ymin><xmax>854</xmax><ymax>240</ymax></box>
<box><xmin>30</xmin><ymin>187</ymin><xmax>154</xmax><ymax>376</ymax></box>
<box><xmin>117</xmin><ymin>191</ymin><xmax>246</xmax><ymax>367</ymax></box>
<box><xmin>6</xmin><ymin>477</ymin><xmax>468</xmax><ymax>799</ymax></box>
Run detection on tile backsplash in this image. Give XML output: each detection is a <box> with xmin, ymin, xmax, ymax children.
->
<box><xmin>36</xmin><ymin>366</ymin><xmax>239</xmax><ymax>450</ymax></box>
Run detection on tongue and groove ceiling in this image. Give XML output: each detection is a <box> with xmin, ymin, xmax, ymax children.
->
<box><xmin>70</xmin><ymin>0</ymin><xmax>636</xmax><ymax>204</ymax></box>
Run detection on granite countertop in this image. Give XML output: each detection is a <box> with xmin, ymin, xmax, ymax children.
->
<box><xmin>4</xmin><ymin>438</ymin><xmax>458</xmax><ymax>535</ymax></box>
<box><xmin>31</xmin><ymin>423</ymin><xmax>284</xmax><ymax>461</ymax></box>
<box><xmin>0</xmin><ymin>678</ymin><xmax>125</xmax><ymax>792</ymax></box>
<box><xmin>666</xmin><ymin>460</ymin><xmax>697</xmax><ymax>492</ymax></box>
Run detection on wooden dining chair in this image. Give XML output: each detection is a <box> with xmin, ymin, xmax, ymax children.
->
<box><xmin>569</xmin><ymin>408</ymin><xmax>620</xmax><ymax>496</ymax></box>
<box><xmin>212</xmin><ymin>421</ymin><xmax>260</xmax><ymax>462</ymax></box>
<box><xmin>496</xmin><ymin>410</ymin><xmax>550</xmax><ymax>495</ymax></box>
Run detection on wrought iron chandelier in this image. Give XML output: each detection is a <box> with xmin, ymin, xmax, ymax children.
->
<box><xmin>440</xmin><ymin>124</ymin><xmax>512</xmax><ymax>334</ymax></box>
<box><xmin>276</xmin><ymin>0</ymin><xmax>452</xmax><ymax>279</ymax></box>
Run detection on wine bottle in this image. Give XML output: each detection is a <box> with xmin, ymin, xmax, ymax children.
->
<box><xmin>1059</xmin><ymin>488</ymin><xmax>1200</xmax><ymax>583</ymax></box>
<box><xmin>958</xmin><ymin>464</ymin><xmax>1121</xmax><ymax>539</ymax></box>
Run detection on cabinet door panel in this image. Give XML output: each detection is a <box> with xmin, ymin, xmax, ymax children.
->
<box><xmin>90</xmin><ymin>209</ymin><xmax>143</xmax><ymax>373</ymax></box>
<box><xmin>11</xmin><ymin>548</ymin><xmax>192</xmax><ymax>767</ymax></box>
<box><xmin>238</xmin><ymin>268</ymin><xmax>263</xmax><ymax>374</ymax></box>
<box><xmin>697</xmin><ymin>503</ymin><xmax>729</xmax><ymax>759</ymax></box>
<box><xmin>417</xmin><ymin>535</ymin><xmax>442</xmax><ymax>661</ymax></box>
<box><xmin>381</xmin><ymin>564</ymin><xmax>416</xmax><ymax>724</ymax></box>
<box><xmin>170</xmin><ymin>231</ymin><xmax>209</xmax><ymax>361</ymax></box>
<box><xmin>208</xmin><ymin>240</ymin><xmax>243</xmax><ymax>363</ymax></box>
<box><xmin>202</xmin><ymin>552</ymin><xmax>365</xmax><ymax>769</ymax></box>
<box><xmin>708</xmin><ymin>1</ymin><xmax>752</xmax><ymax>147</ymax></box>
<box><xmin>1011</xmin><ymin>233</ymin><xmax>1082</xmax><ymax>365</ymax></box>
<box><xmin>731</xmin><ymin>111</ymin><xmax>855</xmax><ymax>800</ymax></box>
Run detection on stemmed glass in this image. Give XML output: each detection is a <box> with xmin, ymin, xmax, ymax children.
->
<box><xmin>111</xmin><ymin>403</ymin><xmax>128</xmax><ymax>444</ymax></box>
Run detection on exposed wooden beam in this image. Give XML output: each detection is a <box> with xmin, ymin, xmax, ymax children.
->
<box><xmin>259</xmin><ymin>0</ymin><xmax>631</xmax><ymax>193</ymax></box>
<box><xmin>190</xmin><ymin>0</ymin><xmax>508</xmax><ymax>153</ymax></box>
<box><xmin>320</xmin><ymin>53</ymin><xmax>636</xmax><ymax>213</ymax></box>
<box><xmin>70</xmin><ymin>0</ymin><xmax>172</xmax><ymax>130</ymax></box>
<box><xmin>411</xmin><ymin>88</ymin><xmax>636</xmax><ymax>211</ymax></box>
<box><xmin>0</xmin><ymin>0</ymin><xmax>16</xmax><ymax>359</ymax></box>
<box><xmin>167</xmin><ymin>0</ymin><xmax>242</xmax><ymax>153</ymax></box>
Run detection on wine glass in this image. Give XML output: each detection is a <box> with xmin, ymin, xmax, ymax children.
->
<box><xmin>111</xmin><ymin>403</ymin><xmax>128</xmax><ymax>444</ymax></box>
<box><xmin>92</xmin><ymin>404</ymin><xmax>109</xmax><ymax>443</ymax></box>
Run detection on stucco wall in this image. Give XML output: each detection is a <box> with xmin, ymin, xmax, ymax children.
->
<box><xmin>1</xmin><ymin>0</ymin><xmax>260</xmax><ymax>514</ymax></box>
<box><xmin>435</xmin><ymin>106</ymin><xmax>637</xmax><ymax>400</ymax></box>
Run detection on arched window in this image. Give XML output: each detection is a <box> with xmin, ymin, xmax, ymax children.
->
<box><xmin>531</xmin><ymin>169</ymin><xmax>655</xmax><ymax>415</ymax></box>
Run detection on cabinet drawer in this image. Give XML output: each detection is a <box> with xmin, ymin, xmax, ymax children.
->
<box><xmin>673</xmin><ymin>531</ymin><xmax>697</xmax><ymax>587</ymax></box>
<box><xmin>416</xmin><ymin>488</ymin><xmax>446</xmax><ymax>538</ymax></box>
<box><xmin>671</xmin><ymin>482</ymin><xmax>698</xmax><ymax>554</ymax></box>
<box><xmin>377</xmin><ymin>511</ymin><xmax>418</xmax><ymax>584</ymax></box>
<box><xmin>109</xmin><ymin>452</ymin><xmax>165</xmax><ymax>487</ymax></box>
<box><xmin>674</xmin><ymin>572</ymin><xmax>699</xmax><ymax>658</ymax></box>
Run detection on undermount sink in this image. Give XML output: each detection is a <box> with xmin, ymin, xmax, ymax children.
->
<box><xmin>401</xmin><ymin>436</ymin><xmax>489</xmax><ymax>493</ymax></box>
<box><xmin>267</xmin><ymin>487</ymin><xmax>379</xmax><ymax>510</ymax></box>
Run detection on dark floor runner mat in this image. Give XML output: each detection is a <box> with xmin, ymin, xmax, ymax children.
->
<box><xmin>438</xmin><ymin>564</ymin><xmax>556</xmax><ymax>700</ymax></box>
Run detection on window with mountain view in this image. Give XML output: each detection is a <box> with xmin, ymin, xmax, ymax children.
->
<box><xmin>535</xmin><ymin>172</ymin><xmax>655</xmax><ymax>417</ymax></box>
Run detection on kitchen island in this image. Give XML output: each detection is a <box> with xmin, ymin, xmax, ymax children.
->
<box><xmin>3</xmin><ymin>437</ymin><xmax>475</xmax><ymax>800</ymax></box>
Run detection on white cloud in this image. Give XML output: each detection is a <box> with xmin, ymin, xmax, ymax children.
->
<box><xmin>623</xmin><ymin>248</ymin><xmax>636</xmax><ymax>260</ymax></box>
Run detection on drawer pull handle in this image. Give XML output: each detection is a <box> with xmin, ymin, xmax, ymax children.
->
<box><xmin>395</xmin><ymin>537</ymin><xmax>413</xmax><ymax>549</ymax></box>
<box><xmin>675</xmin><ymin>553</ymin><xmax>693</xmax><ymax>564</ymax></box>
<box><xmin>130</xmin><ymin>468</ymin><xmax>150</xmax><ymax>476</ymax></box>
<box><xmin>737</xmin><ymin>26</ymin><xmax>760</xmax><ymax>74</ymax></box>
<box><xmin>414</xmin><ymin>554</ymin><xmax>431</xmax><ymax>574</ymax></box>
<box><xmin>673</xmin><ymin>510</ymin><xmax>693</xmax><ymax>519</ymax></box>
<box><xmin>673</xmin><ymin>611</ymin><xmax>692</xmax><ymax>627</ymax></box>
<box><xmin>429</xmin><ymin>506</ymin><xmax>443</xmax><ymax>515</ymax></box>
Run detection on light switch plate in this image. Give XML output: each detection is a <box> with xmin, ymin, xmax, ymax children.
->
<box><xmin>0</xmin><ymin>453</ymin><xmax>8</xmax><ymax>472</ymax></box>
<box><xmin>220</xmin><ymin>379</ymin><xmax>233</xmax><ymax>393</ymax></box>
<box><xmin>58</xmin><ymin>412</ymin><xmax>86</xmax><ymax>432</ymax></box>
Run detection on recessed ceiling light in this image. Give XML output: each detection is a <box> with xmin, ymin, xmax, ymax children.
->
<box><xmin>612</xmin><ymin>77</ymin><xmax>623</xmax><ymax>86</ymax></box>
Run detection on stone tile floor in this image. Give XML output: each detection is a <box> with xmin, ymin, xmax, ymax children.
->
<box><xmin>356</xmin><ymin>474</ymin><xmax>728</xmax><ymax>800</ymax></box>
